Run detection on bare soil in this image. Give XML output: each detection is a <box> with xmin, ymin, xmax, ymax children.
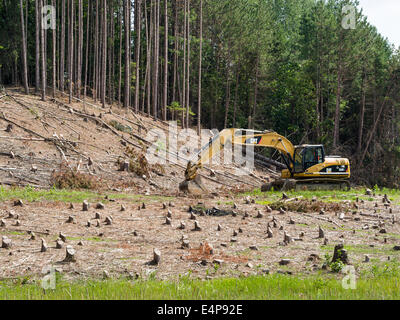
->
<box><xmin>0</xmin><ymin>193</ymin><xmax>399</xmax><ymax>281</ymax></box>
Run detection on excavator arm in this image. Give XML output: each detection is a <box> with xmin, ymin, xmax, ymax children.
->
<box><xmin>185</xmin><ymin>128</ymin><xmax>295</xmax><ymax>181</ymax></box>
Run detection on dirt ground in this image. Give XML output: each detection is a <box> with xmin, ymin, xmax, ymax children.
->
<box><xmin>1</xmin><ymin>191</ymin><xmax>399</xmax><ymax>282</ymax></box>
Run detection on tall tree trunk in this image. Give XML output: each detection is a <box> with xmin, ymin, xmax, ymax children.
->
<box><xmin>19</xmin><ymin>0</ymin><xmax>29</xmax><ymax>94</ymax></box>
<box><xmin>68</xmin><ymin>0</ymin><xmax>74</xmax><ymax>104</ymax></box>
<box><xmin>223</xmin><ymin>72</ymin><xmax>231</xmax><ymax>129</ymax></box>
<box><xmin>232</xmin><ymin>65</ymin><xmax>239</xmax><ymax>128</ymax></box>
<box><xmin>101</xmin><ymin>0</ymin><xmax>107</xmax><ymax>108</ymax></box>
<box><xmin>118</xmin><ymin>3</ymin><xmax>123</xmax><ymax>105</ymax></box>
<box><xmin>108</xmin><ymin>0</ymin><xmax>114</xmax><ymax>105</ymax></box>
<box><xmin>135</xmin><ymin>0</ymin><xmax>142</xmax><ymax>112</ymax></box>
<box><xmin>94</xmin><ymin>0</ymin><xmax>99</xmax><ymax>101</ymax></box>
<box><xmin>172</xmin><ymin>0</ymin><xmax>178</xmax><ymax>106</ymax></box>
<box><xmin>162</xmin><ymin>0</ymin><xmax>167</xmax><ymax>120</ymax></box>
<box><xmin>146</xmin><ymin>0</ymin><xmax>153</xmax><ymax>115</ymax></box>
<box><xmin>60</xmin><ymin>0</ymin><xmax>65</xmax><ymax>92</ymax></box>
<box><xmin>35</xmin><ymin>0</ymin><xmax>40</xmax><ymax>93</ymax></box>
<box><xmin>251</xmin><ymin>54</ymin><xmax>259</xmax><ymax>129</ymax></box>
<box><xmin>152</xmin><ymin>0</ymin><xmax>160</xmax><ymax>118</ymax></box>
<box><xmin>197</xmin><ymin>0</ymin><xmax>202</xmax><ymax>134</ymax></box>
<box><xmin>83</xmin><ymin>0</ymin><xmax>90</xmax><ymax>99</ymax></box>
<box><xmin>124</xmin><ymin>0</ymin><xmax>130</xmax><ymax>108</ymax></box>
<box><xmin>52</xmin><ymin>0</ymin><xmax>56</xmax><ymax>97</ymax></box>
<box><xmin>40</xmin><ymin>0</ymin><xmax>46</xmax><ymax>101</ymax></box>
<box><xmin>185</xmin><ymin>0</ymin><xmax>190</xmax><ymax>128</ymax></box>
<box><xmin>182</xmin><ymin>0</ymin><xmax>187</xmax><ymax>128</ymax></box>
<box><xmin>76</xmin><ymin>0</ymin><xmax>83</xmax><ymax>99</ymax></box>
<box><xmin>315</xmin><ymin>69</ymin><xmax>321</xmax><ymax>139</ymax></box>
<box><xmin>333</xmin><ymin>62</ymin><xmax>342</xmax><ymax>149</ymax></box>
<box><xmin>357</xmin><ymin>72</ymin><xmax>366</xmax><ymax>158</ymax></box>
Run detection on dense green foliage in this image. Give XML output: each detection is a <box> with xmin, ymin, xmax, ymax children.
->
<box><xmin>0</xmin><ymin>0</ymin><xmax>399</xmax><ymax>186</ymax></box>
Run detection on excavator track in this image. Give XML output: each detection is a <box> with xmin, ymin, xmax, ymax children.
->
<box><xmin>262</xmin><ymin>178</ymin><xmax>350</xmax><ymax>192</ymax></box>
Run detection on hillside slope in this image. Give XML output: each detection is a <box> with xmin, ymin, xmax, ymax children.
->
<box><xmin>0</xmin><ymin>88</ymin><xmax>271</xmax><ymax>195</ymax></box>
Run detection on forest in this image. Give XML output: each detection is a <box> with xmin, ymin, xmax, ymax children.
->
<box><xmin>0</xmin><ymin>0</ymin><xmax>400</xmax><ymax>187</ymax></box>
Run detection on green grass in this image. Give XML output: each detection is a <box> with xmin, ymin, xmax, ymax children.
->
<box><xmin>321</xmin><ymin>243</ymin><xmax>400</xmax><ymax>256</ymax></box>
<box><xmin>236</xmin><ymin>187</ymin><xmax>400</xmax><ymax>206</ymax></box>
<box><xmin>0</xmin><ymin>186</ymin><xmax>173</xmax><ymax>204</ymax></box>
<box><xmin>1</xmin><ymin>270</ymin><xmax>400</xmax><ymax>300</ymax></box>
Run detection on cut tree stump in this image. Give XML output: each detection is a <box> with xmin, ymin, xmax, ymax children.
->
<box><xmin>41</xmin><ymin>238</ymin><xmax>48</xmax><ymax>252</ymax></box>
<box><xmin>152</xmin><ymin>248</ymin><xmax>161</xmax><ymax>265</ymax></box>
<box><xmin>82</xmin><ymin>200</ymin><xmax>90</xmax><ymax>211</ymax></box>
<box><xmin>331</xmin><ymin>243</ymin><xmax>349</xmax><ymax>264</ymax></box>
<box><xmin>56</xmin><ymin>240</ymin><xmax>64</xmax><ymax>249</ymax></box>
<box><xmin>319</xmin><ymin>226</ymin><xmax>325</xmax><ymax>238</ymax></box>
<box><xmin>1</xmin><ymin>236</ymin><xmax>12</xmax><ymax>249</ymax></box>
<box><xmin>63</xmin><ymin>245</ymin><xmax>76</xmax><ymax>262</ymax></box>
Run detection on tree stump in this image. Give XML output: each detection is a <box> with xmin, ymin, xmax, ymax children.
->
<box><xmin>82</xmin><ymin>200</ymin><xmax>90</xmax><ymax>211</ymax></box>
<box><xmin>63</xmin><ymin>245</ymin><xmax>76</xmax><ymax>262</ymax></box>
<box><xmin>267</xmin><ymin>227</ymin><xmax>273</xmax><ymax>238</ymax></box>
<box><xmin>194</xmin><ymin>221</ymin><xmax>201</xmax><ymax>231</ymax></box>
<box><xmin>1</xmin><ymin>236</ymin><xmax>12</xmax><ymax>249</ymax></box>
<box><xmin>318</xmin><ymin>226</ymin><xmax>325</xmax><ymax>238</ymax></box>
<box><xmin>59</xmin><ymin>233</ymin><xmax>67</xmax><ymax>242</ymax></box>
<box><xmin>120</xmin><ymin>160</ymin><xmax>130</xmax><ymax>172</ymax></box>
<box><xmin>178</xmin><ymin>221</ymin><xmax>186</xmax><ymax>230</ymax></box>
<box><xmin>56</xmin><ymin>240</ymin><xmax>64</xmax><ymax>249</ymax></box>
<box><xmin>181</xmin><ymin>240</ymin><xmax>190</xmax><ymax>249</ymax></box>
<box><xmin>14</xmin><ymin>199</ymin><xmax>23</xmax><ymax>207</ymax></box>
<box><xmin>152</xmin><ymin>248</ymin><xmax>161</xmax><ymax>265</ymax></box>
<box><xmin>96</xmin><ymin>202</ymin><xmax>105</xmax><ymax>210</ymax></box>
<box><xmin>41</xmin><ymin>238</ymin><xmax>48</xmax><ymax>252</ymax></box>
<box><xmin>5</xmin><ymin>124</ymin><xmax>13</xmax><ymax>132</ymax></box>
<box><xmin>66</xmin><ymin>216</ymin><xmax>75</xmax><ymax>223</ymax></box>
<box><xmin>256</xmin><ymin>210</ymin><xmax>264</xmax><ymax>218</ymax></box>
<box><xmin>105</xmin><ymin>217</ymin><xmax>113</xmax><ymax>225</ymax></box>
<box><xmin>8</xmin><ymin>211</ymin><xmax>16</xmax><ymax>219</ymax></box>
<box><xmin>284</xmin><ymin>231</ymin><xmax>293</xmax><ymax>244</ymax></box>
<box><xmin>331</xmin><ymin>243</ymin><xmax>349</xmax><ymax>264</ymax></box>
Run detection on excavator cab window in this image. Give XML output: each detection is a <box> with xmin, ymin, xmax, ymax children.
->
<box><xmin>294</xmin><ymin>148</ymin><xmax>305</xmax><ymax>173</ymax></box>
<box><xmin>303</xmin><ymin>146</ymin><xmax>324</xmax><ymax>171</ymax></box>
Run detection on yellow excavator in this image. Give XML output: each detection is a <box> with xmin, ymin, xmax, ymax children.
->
<box><xmin>179</xmin><ymin>128</ymin><xmax>351</xmax><ymax>193</ymax></box>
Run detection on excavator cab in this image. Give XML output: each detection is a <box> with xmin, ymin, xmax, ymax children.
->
<box><xmin>294</xmin><ymin>145</ymin><xmax>325</xmax><ymax>173</ymax></box>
